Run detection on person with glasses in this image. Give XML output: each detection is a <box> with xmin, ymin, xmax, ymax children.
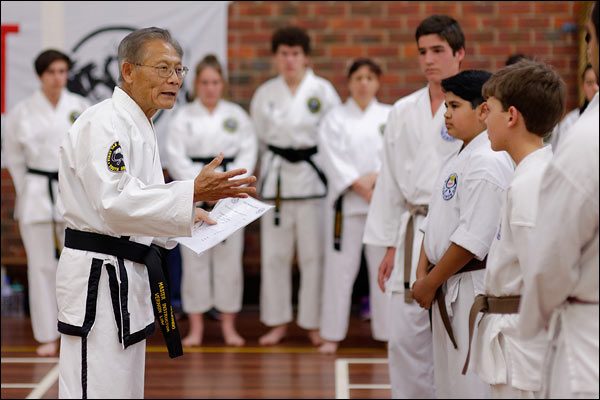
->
<box><xmin>3</xmin><ymin>49</ymin><xmax>90</xmax><ymax>357</ymax></box>
<box><xmin>55</xmin><ymin>27</ymin><xmax>256</xmax><ymax>398</ymax></box>
<box><xmin>166</xmin><ymin>54</ymin><xmax>257</xmax><ymax>348</ymax></box>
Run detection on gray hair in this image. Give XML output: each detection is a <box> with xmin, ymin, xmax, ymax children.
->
<box><xmin>117</xmin><ymin>27</ymin><xmax>183</xmax><ymax>82</ymax></box>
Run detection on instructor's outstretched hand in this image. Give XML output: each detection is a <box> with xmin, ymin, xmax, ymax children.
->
<box><xmin>193</xmin><ymin>153</ymin><xmax>257</xmax><ymax>202</ymax></box>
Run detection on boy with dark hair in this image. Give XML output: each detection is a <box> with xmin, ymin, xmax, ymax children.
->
<box><xmin>412</xmin><ymin>70</ymin><xmax>514</xmax><ymax>398</ymax></box>
<box><xmin>463</xmin><ymin>59</ymin><xmax>565</xmax><ymax>398</ymax></box>
<box><xmin>363</xmin><ymin>14</ymin><xmax>465</xmax><ymax>398</ymax></box>
<box><xmin>519</xmin><ymin>2</ymin><xmax>599</xmax><ymax>397</ymax></box>
<box><xmin>251</xmin><ymin>26</ymin><xmax>340</xmax><ymax>346</ymax></box>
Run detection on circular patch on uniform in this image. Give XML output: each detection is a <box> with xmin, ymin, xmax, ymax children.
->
<box><xmin>442</xmin><ymin>173</ymin><xmax>458</xmax><ymax>200</ymax></box>
<box><xmin>106</xmin><ymin>141</ymin><xmax>126</xmax><ymax>172</ymax></box>
<box><xmin>223</xmin><ymin>117</ymin><xmax>238</xmax><ymax>133</ymax></box>
<box><xmin>440</xmin><ymin>125</ymin><xmax>456</xmax><ymax>142</ymax></box>
<box><xmin>307</xmin><ymin>97</ymin><xmax>321</xmax><ymax>114</ymax></box>
<box><xmin>69</xmin><ymin>111</ymin><xmax>81</xmax><ymax>124</ymax></box>
<box><xmin>379</xmin><ymin>123</ymin><xmax>386</xmax><ymax>135</ymax></box>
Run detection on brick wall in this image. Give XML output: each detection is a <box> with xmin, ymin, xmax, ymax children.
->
<box><xmin>1</xmin><ymin>1</ymin><xmax>589</xmax><ymax>269</ymax></box>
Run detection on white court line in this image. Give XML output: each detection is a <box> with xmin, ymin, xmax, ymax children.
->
<box><xmin>26</xmin><ymin>364</ymin><xmax>60</xmax><ymax>399</ymax></box>
<box><xmin>335</xmin><ymin>358</ymin><xmax>390</xmax><ymax>399</ymax></box>
<box><xmin>1</xmin><ymin>357</ymin><xmax>59</xmax><ymax>363</ymax></box>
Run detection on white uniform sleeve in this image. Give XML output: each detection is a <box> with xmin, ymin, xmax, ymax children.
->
<box><xmin>363</xmin><ymin>112</ymin><xmax>406</xmax><ymax>247</ymax></box>
<box><xmin>229</xmin><ymin>108</ymin><xmax>258</xmax><ymax>177</ymax></box>
<box><xmin>165</xmin><ymin>110</ymin><xmax>198</xmax><ymax>181</ymax></box>
<box><xmin>322</xmin><ymin>82</ymin><xmax>341</xmax><ymax>114</ymax></box>
<box><xmin>74</xmin><ymin>119</ymin><xmax>194</xmax><ymax>238</ymax></box>
<box><xmin>519</xmin><ymin>162</ymin><xmax>598</xmax><ymax>338</ymax></box>
<box><xmin>450</xmin><ymin>176</ymin><xmax>506</xmax><ymax>260</ymax></box>
<box><xmin>318</xmin><ymin>110</ymin><xmax>360</xmax><ymax>199</ymax></box>
<box><xmin>3</xmin><ymin>107</ymin><xmax>27</xmax><ymax>197</ymax></box>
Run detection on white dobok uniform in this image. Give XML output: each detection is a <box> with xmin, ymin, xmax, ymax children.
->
<box><xmin>250</xmin><ymin>69</ymin><xmax>340</xmax><ymax>329</ymax></box>
<box><xmin>548</xmin><ymin>107</ymin><xmax>580</xmax><ymax>151</ymax></box>
<box><xmin>363</xmin><ymin>87</ymin><xmax>461</xmax><ymax>398</ymax></box>
<box><xmin>57</xmin><ymin>87</ymin><xmax>195</xmax><ymax>398</ymax></box>
<box><xmin>317</xmin><ymin>98</ymin><xmax>391</xmax><ymax>342</ymax></box>
<box><xmin>473</xmin><ymin>146</ymin><xmax>552</xmax><ymax>398</ymax></box>
<box><xmin>3</xmin><ymin>89</ymin><xmax>89</xmax><ymax>344</ymax></box>
<box><xmin>519</xmin><ymin>93</ymin><xmax>599</xmax><ymax>399</ymax></box>
<box><xmin>422</xmin><ymin>131</ymin><xmax>513</xmax><ymax>399</ymax></box>
<box><xmin>166</xmin><ymin>99</ymin><xmax>257</xmax><ymax>314</ymax></box>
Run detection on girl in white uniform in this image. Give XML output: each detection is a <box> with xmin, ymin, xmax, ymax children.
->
<box><xmin>413</xmin><ymin>70</ymin><xmax>513</xmax><ymax>399</ymax></box>
<box><xmin>3</xmin><ymin>49</ymin><xmax>90</xmax><ymax>356</ymax></box>
<box><xmin>166</xmin><ymin>54</ymin><xmax>257</xmax><ymax>347</ymax></box>
<box><xmin>520</xmin><ymin>7</ymin><xmax>599</xmax><ymax>397</ymax></box>
<box><xmin>250</xmin><ymin>26</ymin><xmax>340</xmax><ymax>346</ymax></box>
<box><xmin>363</xmin><ymin>15</ymin><xmax>465</xmax><ymax>398</ymax></box>
<box><xmin>465</xmin><ymin>61</ymin><xmax>566</xmax><ymax>398</ymax></box>
<box><xmin>317</xmin><ymin>58</ymin><xmax>391</xmax><ymax>354</ymax></box>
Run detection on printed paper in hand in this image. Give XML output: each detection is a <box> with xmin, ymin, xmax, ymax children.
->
<box><xmin>174</xmin><ymin>197</ymin><xmax>273</xmax><ymax>255</ymax></box>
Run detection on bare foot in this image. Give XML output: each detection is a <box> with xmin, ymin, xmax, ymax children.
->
<box><xmin>259</xmin><ymin>325</ymin><xmax>287</xmax><ymax>346</ymax></box>
<box><xmin>36</xmin><ymin>340</ymin><xmax>58</xmax><ymax>357</ymax></box>
<box><xmin>181</xmin><ymin>334</ymin><xmax>202</xmax><ymax>347</ymax></box>
<box><xmin>318</xmin><ymin>340</ymin><xmax>338</xmax><ymax>354</ymax></box>
<box><xmin>307</xmin><ymin>329</ymin><xmax>323</xmax><ymax>346</ymax></box>
<box><xmin>224</xmin><ymin>330</ymin><xmax>246</xmax><ymax>347</ymax></box>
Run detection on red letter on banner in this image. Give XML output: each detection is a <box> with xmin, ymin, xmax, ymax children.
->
<box><xmin>1</xmin><ymin>24</ymin><xmax>20</xmax><ymax>114</ymax></box>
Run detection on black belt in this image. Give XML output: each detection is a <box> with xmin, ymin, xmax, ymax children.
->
<box><xmin>64</xmin><ymin>228</ymin><xmax>183</xmax><ymax>358</ymax></box>
<box><xmin>333</xmin><ymin>195</ymin><xmax>343</xmax><ymax>250</ymax></box>
<box><xmin>191</xmin><ymin>156</ymin><xmax>235</xmax><ymax>172</ymax></box>
<box><xmin>27</xmin><ymin>168</ymin><xmax>60</xmax><ymax>259</ymax></box>
<box><xmin>267</xmin><ymin>145</ymin><xmax>328</xmax><ymax>226</ymax></box>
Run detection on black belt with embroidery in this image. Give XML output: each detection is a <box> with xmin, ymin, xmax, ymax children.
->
<box><xmin>64</xmin><ymin>228</ymin><xmax>183</xmax><ymax>358</ymax></box>
<box><xmin>267</xmin><ymin>145</ymin><xmax>328</xmax><ymax>226</ymax></box>
<box><xmin>27</xmin><ymin>168</ymin><xmax>61</xmax><ymax>259</ymax></box>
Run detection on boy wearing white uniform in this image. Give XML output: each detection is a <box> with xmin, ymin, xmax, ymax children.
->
<box><xmin>57</xmin><ymin>28</ymin><xmax>256</xmax><ymax>398</ymax></box>
<box><xmin>317</xmin><ymin>58</ymin><xmax>391</xmax><ymax>354</ymax></box>
<box><xmin>462</xmin><ymin>60</ymin><xmax>566</xmax><ymax>398</ymax></box>
<box><xmin>251</xmin><ymin>26</ymin><xmax>341</xmax><ymax>346</ymax></box>
<box><xmin>166</xmin><ymin>54</ymin><xmax>258</xmax><ymax>347</ymax></box>
<box><xmin>3</xmin><ymin>49</ymin><xmax>90</xmax><ymax>357</ymax></box>
<box><xmin>413</xmin><ymin>70</ymin><xmax>513</xmax><ymax>398</ymax></box>
<box><xmin>363</xmin><ymin>15</ymin><xmax>464</xmax><ymax>398</ymax></box>
<box><xmin>519</xmin><ymin>3</ymin><xmax>599</xmax><ymax>398</ymax></box>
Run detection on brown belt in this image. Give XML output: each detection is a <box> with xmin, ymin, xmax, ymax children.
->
<box><xmin>461</xmin><ymin>294</ymin><xmax>521</xmax><ymax>374</ymax></box>
<box><xmin>428</xmin><ymin>257</ymin><xmax>487</xmax><ymax>349</ymax></box>
<box><xmin>403</xmin><ymin>204</ymin><xmax>428</xmax><ymax>303</ymax></box>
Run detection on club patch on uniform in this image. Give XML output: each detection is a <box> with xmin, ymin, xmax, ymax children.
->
<box><xmin>379</xmin><ymin>123</ymin><xmax>386</xmax><ymax>135</ymax></box>
<box><xmin>223</xmin><ymin>117</ymin><xmax>238</xmax><ymax>133</ymax></box>
<box><xmin>442</xmin><ymin>173</ymin><xmax>458</xmax><ymax>200</ymax></box>
<box><xmin>440</xmin><ymin>125</ymin><xmax>456</xmax><ymax>142</ymax></box>
<box><xmin>69</xmin><ymin>111</ymin><xmax>81</xmax><ymax>124</ymax></box>
<box><xmin>106</xmin><ymin>141</ymin><xmax>126</xmax><ymax>172</ymax></box>
<box><xmin>307</xmin><ymin>97</ymin><xmax>321</xmax><ymax>114</ymax></box>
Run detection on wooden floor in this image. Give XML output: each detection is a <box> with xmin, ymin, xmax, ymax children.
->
<box><xmin>1</xmin><ymin>308</ymin><xmax>390</xmax><ymax>399</ymax></box>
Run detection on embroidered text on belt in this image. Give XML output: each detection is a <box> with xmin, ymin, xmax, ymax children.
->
<box><xmin>403</xmin><ymin>204</ymin><xmax>428</xmax><ymax>303</ymax></box>
<box><xmin>27</xmin><ymin>168</ymin><xmax>61</xmax><ymax>259</ymax></box>
<box><xmin>64</xmin><ymin>228</ymin><xmax>183</xmax><ymax>358</ymax></box>
<box><xmin>462</xmin><ymin>294</ymin><xmax>521</xmax><ymax>374</ymax></box>
<box><xmin>428</xmin><ymin>257</ymin><xmax>487</xmax><ymax>349</ymax></box>
<box><xmin>267</xmin><ymin>145</ymin><xmax>328</xmax><ymax>226</ymax></box>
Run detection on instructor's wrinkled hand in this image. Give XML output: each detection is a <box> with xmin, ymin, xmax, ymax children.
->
<box><xmin>193</xmin><ymin>153</ymin><xmax>257</xmax><ymax>202</ymax></box>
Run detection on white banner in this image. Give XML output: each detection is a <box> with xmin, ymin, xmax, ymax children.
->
<box><xmin>1</xmin><ymin>1</ymin><xmax>229</xmax><ymax>166</ymax></box>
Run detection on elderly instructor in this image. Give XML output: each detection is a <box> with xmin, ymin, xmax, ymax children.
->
<box><xmin>56</xmin><ymin>27</ymin><xmax>256</xmax><ymax>399</ymax></box>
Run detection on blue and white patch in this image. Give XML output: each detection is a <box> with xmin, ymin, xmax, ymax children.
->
<box><xmin>440</xmin><ymin>125</ymin><xmax>456</xmax><ymax>142</ymax></box>
<box><xmin>106</xmin><ymin>141</ymin><xmax>126</xmax><ymax>172</ymax></box>
<box><xmin>442</xmin><ymin>173</ymin><xmax>458</xmax><ymax>200</ymax></box>
<box><xmin>223</xmin><ymin>117</ymin><xmax>238</xmax><ymax>133</ymax></box>
<box><xmin>307</xmin><ymin>97</ymin><xmax>321</xmax><ymax>114</ymax></box>
<box><xmin>69</xmin><ymin>110</ymin><xmax>82</xmax><ymax>124</ymax></box>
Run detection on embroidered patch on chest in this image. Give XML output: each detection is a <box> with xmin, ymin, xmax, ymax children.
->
<box><xmin>440</xmin><ymin>125</ymin><xmax>456</xmax><ymax>142</ymax></box>
<box><xmin>307</xmin><ymin>97</ymin><xmax>321</xmax><ymax>114</ymax></box>
<box><xmin>442</xmin><ymin>173</ymin><xmax>458</xmax><ymax>200</ymax></box>
<box><xmin>69</xmin><ymin>110</ymin><xmax>81</xmax><ymax>124</ymax></box>
<box><xmin>223</xmin><ymin>117</ymin><xmax>238</xmax><ymax>133</ymax></box>
<box><xmin>106</xmin><ymin>141</ymin><xmax>126</xmax><ymax>172</ymax></box>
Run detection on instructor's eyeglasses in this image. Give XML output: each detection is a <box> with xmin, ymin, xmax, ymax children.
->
<box><xmin>134</xmin><ymin>64</ymin><xmax>189</xmax><ymax>79</ymax></box>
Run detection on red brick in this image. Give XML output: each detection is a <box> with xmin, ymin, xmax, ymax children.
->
<box><xmin>534</xmin><ymin>2</ymin><xmax>571</xmax><ymax>14</ymax></box>
<box><xmin>462</xmin><ymin>2</ymin><xmax>495</xmax><ymax>14</ymax></box>
<box><xmin>330</xmin><ymin>45</ymin><xmax>365</xmax><ymax>58</ymax></box>
<box><xmin>479</xmin><ymin>45</ymin><xmax>514</xmax><ymax>56</ymax></box>
<box><xmin>517</xmin><ymin>17</ymin><xmax>551</xmax><ymax>29</ymax></box>
<box><xmin>330</xmin><ymin>18</ymin><xmax>367</xmax><ymax>30</ymax></box>
<box><xmin>387</xmin><ymin>2</ymin><xmax>421</xmax><ymax>16</ymax></box>
<box><xmin>314</xmin><ymin>3</ymin><xmax>347</xmax><ymax>16</ymax></box>
<box><xmin>424</xmin><ymin>3</ymin><xmax>459</xmax><ymax>16</ymax></box>
<box><xmin>350</xmin><ymin>2</ymin><xmax>385</xmax><ymax>16</ymax></box>
<box><xmin>496</xmin><ymin>2</ymin><xmax>533</xmax><ymax>14</ymax></box>
<box><xmin>367</xmin><ymin>46</ymin><xmax>399</xmax><ymax>57</ymax></box>
<box><xmin>498</xmin><ymin>31</ymin><xmax>532</xmax><ymax>43</ymax></box>
<box><xmin>237</xmin><ymin>3</ymin><xmax>273</xmax><ymax>16</ymax></box>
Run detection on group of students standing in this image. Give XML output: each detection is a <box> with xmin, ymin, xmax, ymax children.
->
<box><xmin>3</xmin><ymin>5</ymin><xmax>598</xmax><ymax>400</ymax></box>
